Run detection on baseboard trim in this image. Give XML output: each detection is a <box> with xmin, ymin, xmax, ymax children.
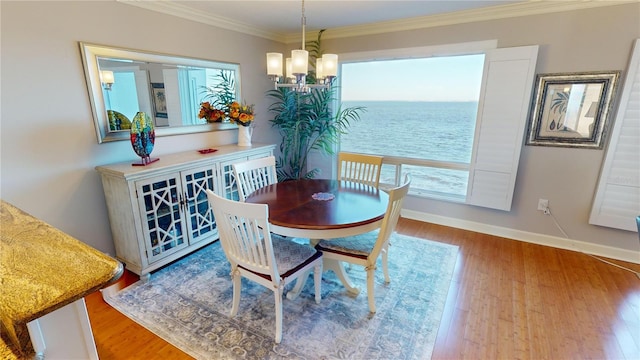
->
<box><xmin>402</xmin><ymin>209</ymin><xmax>639</xmax><ymax>265</ymax></box>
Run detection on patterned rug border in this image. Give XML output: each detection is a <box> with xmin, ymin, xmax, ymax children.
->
<box><xmin>104</xmin><ymin>233</ymin><xmax>458</xmax><ymax>359</ymax></box>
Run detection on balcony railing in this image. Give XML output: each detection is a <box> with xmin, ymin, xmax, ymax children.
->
<box><xmin>377</xmin><ymin>155</ymin><xmax>470</xmax><ymax>202</ymax></box>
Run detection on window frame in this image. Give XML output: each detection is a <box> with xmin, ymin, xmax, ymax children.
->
<box><xmin>332</xmin><ymin>40</ymin><xmax>539</xmax><ymax>211</ymax></box>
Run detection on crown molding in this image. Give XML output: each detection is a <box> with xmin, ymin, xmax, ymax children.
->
<box><xmin>117</xmin><ymin>0</ymin><xmax>289</xmax><ymax>42</ymax></box>
<box><xmin>119</xmin><ymin>0</ymin><xmax>637</xmax><ymax>44</ymax></box>
<box><xmin>304</xmin><ymin>0</ymin><xmax>639</xmax><ymax>43</ymax></box>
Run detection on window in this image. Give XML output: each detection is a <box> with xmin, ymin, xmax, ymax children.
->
<box><xmin>336</xmin><ymin>42</ymin><xmax>539</xmax><ymax>211</ymax></box>
<box><xmin>340</xmin><ymin>55</ymin><xmax>484</xmax><ymax>199</ymax></box>
<box><xmin>108</xmin><ymin>71</ymin><xmax>142</xmax><ymax>119</ymax></box>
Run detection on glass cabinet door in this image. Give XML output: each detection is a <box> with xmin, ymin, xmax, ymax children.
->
<box><xmin>136</xmin><ymin>174</ymin><xmax>189</xmax><ymax>263</ymax></box>
<box><xmin>182</xmin><ymin>165</ymin><xmax>218</xmax><ymax>244</ymax></box>
<box><xmin>219</xmin><ymin>157</ymin><xmax>247</xmax><ymax>201</ymax></box>
<box><xmin>219</xmin><ymin>154</ymin><xmax>273</xmax><ymax>200</ymax></box>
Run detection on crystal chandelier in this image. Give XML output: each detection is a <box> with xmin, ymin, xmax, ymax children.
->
<box><xmin>266</xmin><ymin>0</ymin><xmax>338</xmax><ymax>92</ymax></box>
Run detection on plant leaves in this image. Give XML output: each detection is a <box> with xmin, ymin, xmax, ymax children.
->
<box><xmin>268</xmin><ymin>85</ymin><xmax>365</xmax><ymax>181</ymax></box>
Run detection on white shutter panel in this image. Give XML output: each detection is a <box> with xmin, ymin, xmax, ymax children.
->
<box><xmin>466</xmin><ymin>46</ymin><xmax>539</xmax><ymax>211</ymax></box>
<box><xmin>589</xmin><ymin>39</ymin><xmax>640</xmax><ymax>232</ymax></box>
<box><xmin>133</xmin><ymin>70</ymin><xmax>153</xmax><ymax>116</ymax></box>
<box><xmin>163</xmin><ymin>69</ymin><xmax>183</xmax><ymax>127</ymax></box>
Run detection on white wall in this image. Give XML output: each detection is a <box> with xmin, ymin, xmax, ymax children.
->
<box><xmin>0</xmin><ymin>1</ymin><xmax>283</xmax><ymax>255</ymax></box>
<box><xmin>1</xmin><ymin>2</ymin><xmax>638</xmax><ymax>261</ymax></box>
<box><xmin>323</xmin><ymin>3</ymin><xmax>640</xmax><ymax>256</ymax></box>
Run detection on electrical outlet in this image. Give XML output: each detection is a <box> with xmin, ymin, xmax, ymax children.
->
<box><xmin>537</xmin><ymin>198</ymin><xmax>549</xmax><ymax>211</ymax></box>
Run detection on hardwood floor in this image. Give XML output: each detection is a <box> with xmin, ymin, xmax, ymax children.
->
<box><xmin>85</xmin><ymin>218</ymin><xmax>640</xmax><ymax>359</ymax></box>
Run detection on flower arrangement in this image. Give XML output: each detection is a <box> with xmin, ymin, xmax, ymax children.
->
<box><xmin>198</xmin><ymin>101</ymin><xmax>225</xmax><ymax>123</ymax></box>
<box><xmin>227</xmin><ymin>101</ymin><xmax>254</xmax><ymax>127</ymax></box>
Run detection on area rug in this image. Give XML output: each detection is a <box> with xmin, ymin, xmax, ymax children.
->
<box><xmin>104</xmin><ymin>233</ymin><xmax>458</xmax><ymax>359</ymax></box>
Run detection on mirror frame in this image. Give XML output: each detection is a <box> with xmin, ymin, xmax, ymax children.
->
<box><xmin>79</xmin><ymin>42</ymin><xmax>241</xmax><ymax>143</ymax></box>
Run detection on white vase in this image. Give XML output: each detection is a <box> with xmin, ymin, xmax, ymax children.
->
<box><xmin>237</xmin><ymin>126</ymin><xmax>252</xmax><ymax>146</ymax></box>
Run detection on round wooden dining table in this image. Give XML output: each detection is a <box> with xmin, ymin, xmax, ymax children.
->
<box><xmin>245</xmin><ymin>178</ymin><xmax>389</xmax><ymax>297</ymax></box>
<box><xmin>245</xmin><ymin>178</ymin><xmax>389</xmax><ymax>238</ymax></box>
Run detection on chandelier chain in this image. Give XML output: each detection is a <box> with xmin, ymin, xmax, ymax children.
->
<box><xmin>301</xmin><ymin>0</ymin><xmax>306</xmax><ymax>50</ymax></box>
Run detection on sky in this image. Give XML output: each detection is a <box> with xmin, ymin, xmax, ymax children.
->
<box><xmin>340</xmin><ymin>54</ymin><xmax>485</xmax><ymax>102</ymax></box>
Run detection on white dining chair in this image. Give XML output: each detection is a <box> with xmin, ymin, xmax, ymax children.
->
<box><xmin>233</xmin><ymin>156</ymin><xmax>278</xmax><ymax>202</ymax></box>
<box><xmin>337</xmin><ymin>152</ymin><xmax>383</xmax><ymax>188</ymax></box>
<box><xmin>205</xmin><ymin>189</ymin><xmax>323</xmax><ymax>344</ymax></box>
<box><xmin>315</xmin><ymin>174</ymin><xmax>411</xmax><ymax>313</ymax></box>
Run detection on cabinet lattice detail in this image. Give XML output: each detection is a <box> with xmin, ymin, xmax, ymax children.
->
<box><xmin>96</xmin><ymin>144</ymin><xmax>275</xmax><ymax>277</ymax></box>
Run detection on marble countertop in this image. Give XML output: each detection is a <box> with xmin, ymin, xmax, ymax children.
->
<box><xmin>0</xmin><ymin>201</ymin><xmax>123</xmax><ymax>358</ymax></box>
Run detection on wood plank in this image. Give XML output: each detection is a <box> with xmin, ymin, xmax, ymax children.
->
<box><xmin>86</xmin><ymin>218</ymin><xmax>640</xmax><ymax>359</ymax></box>
<box><xmin>85</xmin><ymin>271</ymin><xmax>194</xmax><ymax>360</ymax></box>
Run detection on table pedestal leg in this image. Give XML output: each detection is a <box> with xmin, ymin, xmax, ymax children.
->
<box><xmin>286</xmin><ymin>258</ymin><xmax>361</xmax><ymax>300</ymax></box>
<box><xmin>286</xmin><ymin>238</ymin><xmax>315</xmax><ymax>300</ymax></box>
<box><xmin>286</xmin><ymin>239</ymin><xmax>361</xmax><ymax>300</ymax></box>
<box><xmin>286</xmin><ymin>270</ymin><xmax>310</xmax><ymax>300</ymax></box>
<box><xmin>323</xmin><ymin>259</ymin><xmax>360</xmax><ymax>295</ymax></box>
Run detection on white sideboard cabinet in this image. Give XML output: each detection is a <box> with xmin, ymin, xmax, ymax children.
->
<box><xmin>96</xmin><ymin>143</ymin><xmax>275</xmax><ymax>279</ymax></box>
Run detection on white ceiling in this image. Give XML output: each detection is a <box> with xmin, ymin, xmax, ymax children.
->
<box><xmin>171</xmin><ymin>0</ymin><xmax>524</xmax><ymax>33</ymax></box>
<box><xmin>119</xmin><ymin>0</ymin><xmax>634</xmax><ymax>42</ymax></box>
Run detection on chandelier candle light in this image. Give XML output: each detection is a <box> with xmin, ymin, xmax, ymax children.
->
<box><xmin>266</xmin><ymin>0</ymin><xmax>338</xmax><ymax>92</ymax></box>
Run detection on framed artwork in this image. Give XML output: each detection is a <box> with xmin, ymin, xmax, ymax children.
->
<box><xmin>151</xmin><ymin>83</ymin><xmax>168</xmax><ymax>118</ymax></box>
<box><xmin>526</xmin><ymin>71</ymin><xmax>620</xmax><ymax>148</ymax></box>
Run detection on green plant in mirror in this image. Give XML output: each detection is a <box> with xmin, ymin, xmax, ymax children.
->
<box><xmin>267</xmin><ymin>86</ymin><xmax>365</xmax><ymax>180</ymax></box>
<box><xmin>201</xmin><ymin>69</ymin><xmax>237</xmax><ymax>118</ymax></box>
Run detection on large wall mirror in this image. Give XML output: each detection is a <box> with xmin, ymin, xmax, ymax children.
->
<box><xmin>79</xmin><ymin>42</ymin><xmax>240</xmax><ymax>143</ymax></box>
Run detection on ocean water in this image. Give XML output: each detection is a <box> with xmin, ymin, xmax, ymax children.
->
<box><xmin>340</xmin><ymin>101</ymin><xmax>478</xmax><ymax>195</ymax></box>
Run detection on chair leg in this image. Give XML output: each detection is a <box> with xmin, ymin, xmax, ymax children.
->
<box><xmin>274</xmin><ymin>287</ymin><xmax>284</xmax><ymax>344</ymax></box>
<box><xmin>313</xmin><ymin>261</ymin><xmax>323</xmax><ymax>304</ymax></box>
<box><xmin>366</xmin><ymin>267</ymin><xmax>376</xmax><ymax>313</ymax></box>
<box><xmin>382</xmin><ymin>245</ymin><xmax>390</xmax><ymax>284</ymax></box>
<box><xmin>230</xmin><ymin>270</ymin><xmax>241</xmax><ymax>316</ymax></box>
